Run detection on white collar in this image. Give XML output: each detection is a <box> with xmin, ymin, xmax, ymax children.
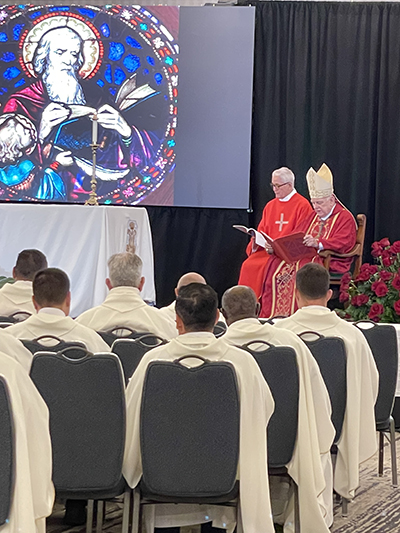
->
<box><xmin>279</xmin><ymin>188</ymin><xmax>297</xmax><ymax>202</ymax></box>
<box><xmin>320</xmin><ymin>204</ymin><xmax>335</xmax><ymax>221</ymax></box>
<box><xmin>301</xmin><ymin>305</ymin><xmax>327</xmax><ymax>310</ymax></box>
<box><xmin>38</xmin><ymin>307</ymin><xmax>66</xmax><ymax>317</ymax></box>
<box><xmin>180</xmin><ymin>331</ymin><xmax>215</xmax><ymax>338</ymax></box>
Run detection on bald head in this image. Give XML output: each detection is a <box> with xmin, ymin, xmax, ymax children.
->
<box><xmin>221</xmin><ymin>286</ymin><xmax>259</xmax><ymax>325</ymax></box>
<box><xmin>175</xmin><ymin>272</ymin><xmax>206</xmax><ymax>295</ymax></box>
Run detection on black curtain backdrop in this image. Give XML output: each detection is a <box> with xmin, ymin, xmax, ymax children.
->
<box><xmin>151</xmin><ymin>2</ymin><xmax>400</xmax><ymax>305</ymax></box>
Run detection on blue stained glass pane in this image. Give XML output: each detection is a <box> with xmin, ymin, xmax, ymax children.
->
<box><xmin>104</xmin><ymin>65</ymin><xmax>112</xmax><ymax>83</ymax></box>
<box><xmin>97</xmin><ymin>79</ymin><xmax>105</xmax><ymax>87</ymax></box>
<box><xmin>29</xmin><ymin>11</ymin><xmax>41</xmax><ymax>19</ymax></box>
<box><xmin>3</xmin><ymin>67</ymin><xmax>20</xmax><ymax>80</ymax></box>
<box><xmin>18</xmin><ymin>5</ymin><xmax>25</xmax><ymax>8</ymax></box>
<box><xmin>0</xmin><ymin>87</ymin><xmax>8</xmax><ymax>94</ymax></box>
<box><xmin>123</xmin><ymin>54</ymin><xmax>140</xmax><ymax>73</ymax></box>
<box><xmin>49</xmin><ymin>6</ymin><xmax>69</xmax><ymax>11</ymax></box>
<box><xmin>79</xmin><ymin>8</ymin><xmax>95</xmax><ymax>18</ymax></box>
<box><xmin>146</xmin><ymin>56</ymin><xmax>155</xmax><ymax>66</ymax></box>
<box><xmin>101</xmin><ymin>23</ymin><xmax>110</xmax><ymax>38</ymax></box>
<box><xmin>143</xmin><ymin>69</ymin><xmax>149</xmax><ymax>75</ymax></box>
<box><xmin>114</xmin><ymin>67</ymin><xmax>126</xmax><ymax>85</ymax></box>
<box><xmin>140</xmin><ymin>23</ymin><xmax>147</xmax><ymax>30</ymax></box>
<box><xmin>109</xmin><ymin>87</ymin><xmax>116</xmax><ymax>96</ymax></box>
<box><xmin>0</xmin><ymin>33</ymin><xmax>7</xmax><ymax>42</ymax></box>
<box><xmin>167</xmin><ymin>139</ymin><xmax>176</xmax><ymax>147</ymax></box>
<box><xmin>0</xmin><ymin>52</ymin><xmax>15</xmax><ymax>62</ymax></box>
<box><xmin>126</xmin><ymin>36</ymin><xmax>142</xmax><ymax>49</ymax></box>
<box><xmin>13</xmin><ymin>24</ymin><xmax>24</xmax><ymax>41</ymax></box>
<box><xmin>14</xmin><ymin>78</ymin><xmax>25</xmax><ymax>88</ymax></box>
<box><xmin>154</xmin><ymin>73</ymin><xmax>162</xmax><ymax>85</ymax></box>
<box><xmin>109</xmin><ymin>42</ymin><xmax>125</xmax><ymax>61</ymax></box>
<box><xmin>105</xmin><ymin>199</ymin><xmax>112</xmax><ymax>204</ymax></box>
<box><xmin>165</xmin><ymin>56</ymin><xmax>173</xmax><ymax>66</ymax></box>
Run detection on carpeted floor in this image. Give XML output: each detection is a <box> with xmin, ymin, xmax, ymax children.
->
<box><xmin>47</xmin><ymin>434</ymin><xmax>400</xmax><ymax>533</ymax></box>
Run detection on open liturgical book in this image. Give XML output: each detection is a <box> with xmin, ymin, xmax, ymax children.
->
<box><xmin>233</xmin><ymin>225</ymin><xmax>317</xmax><ymax>264</ymax></box>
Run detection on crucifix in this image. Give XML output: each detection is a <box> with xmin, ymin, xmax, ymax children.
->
<box><xmin>275</xmin><ymin>213</ymin><xmax>289</xmax><ymax>232</ymax></box>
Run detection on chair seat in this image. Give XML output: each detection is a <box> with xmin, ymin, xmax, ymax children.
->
<box><xmin>139</xmin><ymin>479</ymin><xmax>239</xmax><ymax>504</ymax></box>
<box><xmin>57</xmin><ymin>476</ymin><xmax>128</xmax><ymax>501</ymax></box>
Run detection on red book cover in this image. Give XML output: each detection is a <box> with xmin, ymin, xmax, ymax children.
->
<box><xmin>271</xmin><ymin>232</ymin><xmax>317</xmax><ymax>263</ymax></box>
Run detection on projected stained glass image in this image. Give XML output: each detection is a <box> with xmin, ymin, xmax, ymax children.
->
<box><xmin>0</xmin><ymin>5</ymin><xmax>178</xmax><ymax>204</ymax></box>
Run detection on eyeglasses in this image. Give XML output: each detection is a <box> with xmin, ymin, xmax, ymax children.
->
<box><xmin>270</xmin><ymin>182</ymin><xmax>290</xmax><ymax>190</ymax></box>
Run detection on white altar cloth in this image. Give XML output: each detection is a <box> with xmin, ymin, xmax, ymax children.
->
<box><xmin>0</xmin><ymin>204</ymin><xmax>155</xmax><ymax>317</ymax></box>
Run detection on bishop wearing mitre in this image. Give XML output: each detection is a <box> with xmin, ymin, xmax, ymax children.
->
<box><xmin>260</xmin><ymin>163</ymin><xmax>357</xmax><ymax>318</ymax></box>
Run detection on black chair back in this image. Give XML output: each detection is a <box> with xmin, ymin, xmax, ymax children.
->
<box><xmin>298</xmin><ymin>332</ymin><xmax>347</xmax><ymax>444</ymax></box>
<box><xmin>22</xmin><ymin>336</ymin><xmax>87</xmax><ymax>358</ymax></box>
<box><xmin>140</xmin><ymin>356</ymin><xmax>239</xmax><ymax>498</ymax></box>
<box><xmin>213</xmin><ymin>321</ymin><xmax>227</xmax><ymax>338</ymax></box>
<box><xmin>30</xmin><ymin>350</ymin><xmax>125</xmax><ymax>497</ymax></box>
<box><xmin>354</xmin><ymin>321</ymin><xmax>398</xmax><ymax>426</ymax></box>
<box><xmin>0</xmin><ymin>377</ymin><xmax>14</xmax><ymax>525</ymax></box>
<box><xmin>0</xmin><ymin>317</ymin><xmax>14</xmax><ymax>329</ymax></box>
<box><xmin>241</xmin><ymin>340</ymin><xmax>299</xmax><ymax>467</ymax></box>
<box><xmin>10</xmin><ymin>311</ymin><xmax>31</xmax><ymax>322</ymax></box>
<box><xmin>98</xmin><ymin>327</ymin><xmax>150</xmax><ymax>347</ymax></box>
<box><xmin>112</xmin><ymin>334</ymin><xmax>167</xmax><ymax>384</ymax></box>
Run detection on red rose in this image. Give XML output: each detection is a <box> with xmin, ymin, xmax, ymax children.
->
<box><xmin>393</xmin><ymin>275</ymin><xmax>400</xmax><ymax>290</ymax></box>
<box><xmin>351</xmin><ymin>294</ymin><xmax>369</xmax><ymax>306</ymax></box>
<box><xmin>391</xmin><ymin>241</ymin><xmax>400</xmax><ymax>254</ymax></box>
<box><xmin>368</xmin><ymin>303</ymin><xmax>384</xmax><ymax>320</ymax></box>
<box><xmin>379</xmin><ymin>270</ymin><xmax>392</xmax><ymax>281</ymax></box>
<box><xmin>339</xmin><ymin>291</ymin><xmax>349</xmax><ymax>303</ymax></box>
<box><xmin>355</xmin><ymin>270</ymin><xmax>371</xmax><ymax>282</ymax></box>
<box><xmin>381</xmin><ymin>251</ymin><xmax>392</xmax><ymax>267</ymax></box>
<box><xmin>368</xmin><ymin>265</ymin><xmax>378</xmax><ymax>275</ymax></box>
<box><xmin>379</xmin><ymin>238</ymin><xmax>391</xmax><ymax>248</ymax></box>
<box><xmin>340</xmin><ymin>272</ymin><xmax>352</xmax><ymax>291</ymax></box>
<box><xmin>371</xmin><ymin>242</ymin><xmax>383</xmax><ymax>258</ymax></box>
<box><xmin>394</xmin><ymin>300</ymin><xmax>400</xmax><ymax>315</ymax></box>
<box><xmin>371</xmin><ymin>280</ymin><xmax>389</xmax><ymax>297</ymax></box>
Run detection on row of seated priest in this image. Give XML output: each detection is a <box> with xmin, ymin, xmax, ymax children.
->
<box><xmin>0</xmin><ymin>247</ymin><xmax>379</xmax><ymax>532</ymax></box>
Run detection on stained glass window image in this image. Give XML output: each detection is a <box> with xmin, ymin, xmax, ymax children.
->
<box><xmin>0</xmin><ymin>5</ymin><xmax>178</xmax><ymax>205</ymax></box>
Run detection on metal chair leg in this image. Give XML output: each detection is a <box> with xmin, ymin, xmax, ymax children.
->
<box><xmin>96</xmin><ymin>500</ymin><xmax>104</xmax><ymax>533</ymax></box>
<box><xmin>341</xmin><ymin>497</ymin><xmax>348</xmax><ymax>517</ymax></box>
<box><xmin>378</xmin><ymin>431</ymin><xmax>384</xmax><ymax>476</ymax></box>
<box><xmin>121</xmin><ymin>490</ymin><xmax>131</xmax><ymax>533</ymax></box>
<box><xmin>294</xmin><ymin>483</ymin><xmax>300</xmax><ymax>533</ymax></box>
<box><xmin>86</xmin><ymin>500</ymin><xmax>94</xmax><ymax>533</ymax></box>
<box><xmin>389</xmin><ymin>416</ymin><xmax>398</xmax><ymax>486</ymax></box>
<box><xmin>131</xmin><ymin>488</ymin><xmax>140</xmax><ymax>533</ymax></box>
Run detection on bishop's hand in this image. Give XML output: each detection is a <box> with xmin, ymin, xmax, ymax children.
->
<box><xmin>303</xmin><ymin>234</ymin><xmax>319</xmax><ymax>248</ymax></box>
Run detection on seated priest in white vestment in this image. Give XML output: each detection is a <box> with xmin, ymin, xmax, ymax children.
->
<box><xmin>0</xmin><ymin>350</ymin><xmax>54</xmax><ymax>532</ymax></box>
<box><xmin>6</xmin><ymin>268</ymin><xmax>109</xmax><ymax>353</ymax></box>
<box><xmin>0</xmin><ymin>328</ymin><xmax>34</xmax><ymax>372</ymax></box>
<box><xmin>0</xmin><ymin>249</ymin><xmax>47</xmax><ymax>316</ymax></box>
<box><xmin>77</xmin><ymin>252</ymin><xmax>177</xmax><ymax>340</ymax></box>
<box><xmin>123</xmin><ymin>283</ymin><xmax>276</xmax><ymax>533</ymax></box>
<box><xmin>158</xmin><ymin>271</ymin><xmax>207</xmax><ymax>322</ymax></box>
<box><xmin>221</xmin><ymin>285</ymin><xmax>335</xmax><ymax>533</ymax></box>
<box><xmin>275</xmin><ymin>263</ymin><xmax>379</xmax><ymax>501</ymax></box>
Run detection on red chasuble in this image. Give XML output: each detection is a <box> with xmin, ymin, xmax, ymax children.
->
<box><xmin>238</xmin><ymin>193</ymin><xmax>312</xmax><ymax>298</ymax></box>
<box><xmin>260</xmin><ymin>202</ymin><xmax>357</xmax><ymax>318</ymax></box>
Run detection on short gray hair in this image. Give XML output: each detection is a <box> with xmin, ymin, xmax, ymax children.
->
<box><xmin>272</xmin><ymin>167</ymin><xmax>295</xmax><ymax>186</ymax></box>
<box><xmin>221</xmin><ymin>286</ymin><xmax>258</xmax><ymax>321</ymax></box>
<box><xmin>108</xmin><ymin>253</ymin><xmax>142</xmax><ymax>288</ymax></box>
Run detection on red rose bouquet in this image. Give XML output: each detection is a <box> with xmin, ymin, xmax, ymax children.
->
<box><xmin>339</xmin><ymin>238</ymin><xmax>400</xmax><ymax>322</ymax></box>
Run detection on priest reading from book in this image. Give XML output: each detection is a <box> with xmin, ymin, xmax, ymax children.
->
<box><xmin>237</xmin><ymin>167</ymin><xmax>312</xmax><ymax>298</ymax></box>
<box><xmin>260</xmin><ymin>163</ymin><xmax>357</xmax><ymax>318</ymax></box>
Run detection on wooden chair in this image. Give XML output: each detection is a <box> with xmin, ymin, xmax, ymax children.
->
<box><xmin>320</xmin><ymin>213</ymin><xmax>366</xmax><ymax>285</ymax></box>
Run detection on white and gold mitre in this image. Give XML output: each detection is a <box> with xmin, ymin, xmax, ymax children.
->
<box><xmin>306</xmin><ymin>163</ymin><xmax>334</xmax><ymax>199</ymax></box>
